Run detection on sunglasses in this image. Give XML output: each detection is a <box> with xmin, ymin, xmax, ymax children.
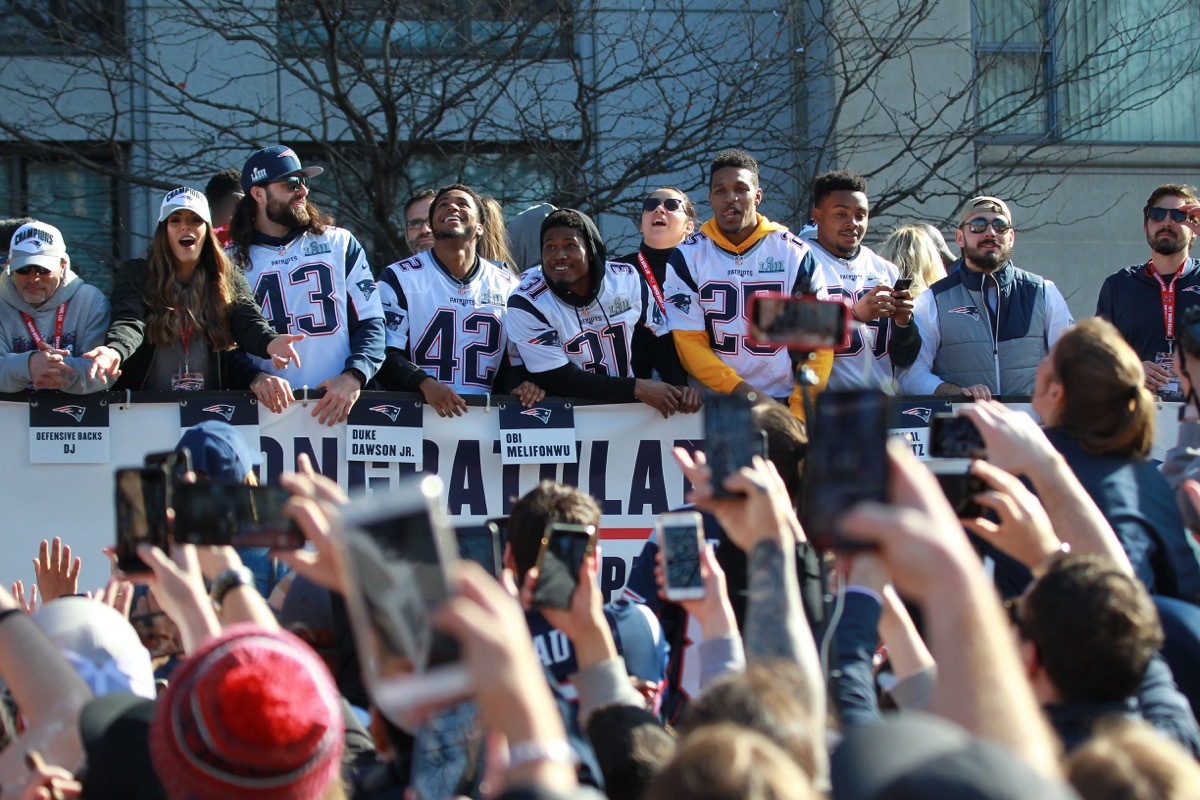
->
<box><xmin>275</xmin><ymin>175</ymin><xmax>309</xmax><ymax>193</ymax></box>
<box><xmin>643</xmin><ymin>197</ymin><xmax>685</xmax><ymax>213</ymax></box>
<box><xmin>1145</xmin><ymin>206</ymin><xmax>1191</xmax><ymax>224</ymax></box>
<box><xmin>962</xmin><ymin>216</ymin><xmax>1012</xmax><ymax>235</ymax></box>
<box><xmin>12</xmin><ymin>265</ymin><xmax>53</xmax><ymax>276</ymax></box>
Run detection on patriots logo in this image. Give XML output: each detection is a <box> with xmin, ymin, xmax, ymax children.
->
<box><xmin>949</xmin><ymin>306</ymin><xmax>980</xmax><ymax>321</ymax></box>
<box><xmin>521</xmin><ymin>407</ymin><xmax>552</xmax><ymax>424</ymax></box>
<box><xmin>384</xmin><ymin>310</ymin><xmax>404</xmax><ymax>331</ymax></box>
<box><xmin>901</xmin><ymin>407</ymin><xmax>932</xmax><ymax>424</ymax></box>
<box><xmin>356</xmin><ymin>279</ymin><xmax>377</xmax><ymax>299</ymax></box>
<box><xmin>668</xmin><ymin>293</ymin><xmax>692</xmax><ymax>314</ymax></box>
<box><xmin>370</xmin><ymin>404</ymin><xmax>403</xmax><ymax>422</ymax></box>
<box><xmin>203</xmin><ymin>404</ymin><xmax>236</xmax><ymax>421</ymax></box>
<box><xmin>53</xmin><ymin>404</ymin><xmax>86</xmax><ymax>422</ymax></box>
<box><xmin>529</xmin><ymin>330</ymin><xmax>561</xmax><ymax>347</ymax></box>
<box><xmin>651</xmin><ymin>302</ymin><xmax>665</xmax><ymax>327</ymax></box>
<box><xmin>277</xmin><ymin>147</ymin><xmax>298</xmax><ymax>159</ymax></box>
<box><xmin>1184</xmin><ymin>286</ymin><xmax>1200</xmax><ymax>295</ymax></box>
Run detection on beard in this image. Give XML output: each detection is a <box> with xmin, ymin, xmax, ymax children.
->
<box><xmin>266</xmin><ymin>195</ymin><xmax>311</xmax><ymax>229</ymax></box>
<box><xmin>963</xmin><ymin>239</ymin><xmax>1013</xmax><ymax>272</ymax></box>
<box><xmin>433</xmin><ymin>224</ymin><xmax>471</xmax><ymax>241</ymax></box>
<box><xmin>1149</xmin><ymin>230</ymin><xmax>1187</xmax><ymax>256</ymax></box>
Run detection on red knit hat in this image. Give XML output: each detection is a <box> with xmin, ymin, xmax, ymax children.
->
<box><xmin>150</xmin><ymin>624</ymin><xmax>344</xmax><ymax>799</ymax></box>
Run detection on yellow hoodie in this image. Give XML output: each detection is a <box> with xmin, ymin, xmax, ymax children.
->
<box><xmin>673</xmin><ymin>215</ymin><xmax>832</xmax><ymax>419</ymax></box>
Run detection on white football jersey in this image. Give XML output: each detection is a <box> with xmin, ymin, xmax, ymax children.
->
<box><xmin>377</xmin><ymin>251</ymin><xmax>519</xmax><ymax>394</ymax></box>
<box><xmin>507</xmin><ymin>261</ymin><xmax>667</xmax><ymax>376</ymax></box>
<box><xmin>239</xmin><ymin>227</ymin><xmax>383</xmax><ymax>388</ymax></box>
<box><xmin>663</xmin><ymin>229</ymin><xmax>822</xmax><ymax>397</ymax></box>
<box><xmin>808</xmin><ymin>241</ymin><xmax>903</xmax><ymax>391</ymax></box>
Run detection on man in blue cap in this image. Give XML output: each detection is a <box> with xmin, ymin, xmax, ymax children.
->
<box><xmin>226</xmin><ymin>146</ymin><xmax>385</xmax><ymax>425</ymax></box>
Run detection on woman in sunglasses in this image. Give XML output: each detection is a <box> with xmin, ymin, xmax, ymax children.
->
<box><xmin>1031</xmin><ymin>316</ymin><xmax>1200</xmax><ymax>605</ymax></box>
<box><xmin>619</xmin><ymin>188</ymin><xmax>702</xmax><ymax>411</ymax></box>
<box><xmin>83</xmin><ymin>187</ymin><xmax>302</xmax><ymax>397</ymax></box>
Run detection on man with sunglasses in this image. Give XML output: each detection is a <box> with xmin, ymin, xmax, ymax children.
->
<box><xmin>228</xmin><ymin>145</ymin><xmax>385</xmax><ymax>425</ymax></box>
<box><xmin>0</xmin><ymin>220</ymin><xmax>111</xmax><ymax>393</ymax></box>
<box><xmin>899</xmin><ymin>195</ymin><xmax>1073</xmax><ymax>399</ymax></box>
<box><xmin>1097</xmin><ymin>184</ymin><xmax>1200</xmax><ymax>397</ymax></box>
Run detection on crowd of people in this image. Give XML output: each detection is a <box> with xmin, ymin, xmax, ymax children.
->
<box><xmin>5</xmin><ymin>144</ymin><xmax>1200</xmax><ymax>798</ymax></box>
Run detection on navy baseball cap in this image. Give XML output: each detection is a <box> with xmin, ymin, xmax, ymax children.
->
<box><xmin>240</xmin><ymin>145</ymin><xmax>324</xmax><ymax>194</ymax></box>
<box><xmin>176</xmin><ymin>420</ymin><xmax>257</xmax><ymax>481</ymax></box>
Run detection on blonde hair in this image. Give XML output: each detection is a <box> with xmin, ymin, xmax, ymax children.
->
<box><xmin>878</xmin><ymin>224</ymin><xmax>948</xmax><ymax>296</ymax></box>
<box><xmin>1066</xmin><ymin>718</ymin><xmax>1200</xmax><ymax>800</ymax></box>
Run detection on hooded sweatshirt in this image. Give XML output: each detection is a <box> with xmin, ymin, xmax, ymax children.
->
<box><xmin>0</xmin><ymin>267</ymin><xmax>110</xmax><ymax>393</ymax></box>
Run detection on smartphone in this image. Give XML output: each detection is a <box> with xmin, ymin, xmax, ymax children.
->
<box><xmin>114</xmin><ymin>467</ymin><xmax>170</xmax><ymax>573</ymax></box>
<box><xmin>805</xmin><ymin>390</ymin><xmax>889</xmax><ymax>550</ymax></box>
<box><xmin>892</xmin><ymin>278</ymin><xmax>913</xmax><ymax>293</ymax></box>
<box><xmin>933</xmin><ymin>469</ymin><xmax>987</xmax><ymax>519</ymax></box>
<box><xmin>172</xmin><ymin>482</ymin><xmax>304</xmax><ymax>549</ymax></box>
<box><xmin>531</xmin><ymin>523</ymin><xmax>597</xmax><ymax>610</ymax></box>
<box><xmin>704</xmin><ymin>394</ymin><xmax>756</xmax><ymax>499</ymax></box>
<box><xmin>454</xmin><ymin>523</ymin><xmax>502</xmax><ymax>578</ymax></box>
<box><xmin>486</xmin><ymin>516</ymin><xmax>510</xmax><ymax>555</ymax></box>
<box><xmin>929</xmin><ymin>413</ymin><xmax>986</xmax><ymax>459</ymax></box>
<box><xmin>336</xmin><ymin>476</ymin><xmax>469</xmax><ymax>721</ymax></box>
<box><xmin>747</xmin><ymin>293</ymin><xmax>850</xmax><ymax>350</ymax></box>
<box><xmin>657</xmin><ymin>511</ymin><xmax>705</xmax><ymax>601</ymax></box>
<box><xmin>143</xmin><ymin>449</ymin><xmax>191</xmax><ymax>482</ymax></box>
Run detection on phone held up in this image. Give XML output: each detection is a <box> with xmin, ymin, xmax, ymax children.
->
<box><xmin>530</xmin><ymin>522</ymin><xmax>597</xmax><ymax>610</ymax></box>
<box><xmin>657</xmin><ymin>511</ymin><xmax>705</xmax><ymax>602</ymax></box>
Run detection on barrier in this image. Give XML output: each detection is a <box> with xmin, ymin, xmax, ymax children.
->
<box><xmin>0</xmin><ymin>391</ymin><xmax>1189</xmax><ymax>597</ymax></box>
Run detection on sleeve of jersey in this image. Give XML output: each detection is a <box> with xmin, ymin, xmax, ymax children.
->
<box><xmin>342</xmin><ymin>236</ymin><xmax>386</xmax><ymax>381</ymax></box>
<box><xmin>660</xmin><ymin>253</ymin><xmax>705</xmax><ymax>332</ymax></box>
<box><xmin>786</xmin><ymin>349</ymin><xmax>832</xmax><ymax>422</ymax></box>
<box><xmin>227</xmin><ymin>270</ymin><xmax>276</xmax><ymax>358</ymax></box>
<box><xmin>506</xmin><ymin>293</ymin><xmax>571</xmax><ymax>373</ymax></box>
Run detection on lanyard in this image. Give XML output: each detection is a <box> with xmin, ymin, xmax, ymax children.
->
<box><xmin>635</xmin><ymin>252</ymin><xmax>667</xmax><ymax>314</ymax></box>
<box><xmin>180</xmin><ymin>322</ymin><xmax>194</xmax><ymax>373</ymax></box>
<box><xmin>20</xmin><ymin>301</ymin><xmax>68</xmax><ymax>350</ymax></box>
<box><xmin>1146</xmin><ymin>262</ymin><xmax>1181</xmax><ymax>349</ymax></box>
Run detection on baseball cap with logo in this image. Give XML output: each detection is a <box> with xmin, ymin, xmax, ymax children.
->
<box><xmin>241</xmin><ymin>145</ymin><xmax>324</xmax><ymax>194</ymax></box>
<box><xmin>958</xmin><ymin>196</ymin><xmax>1014</xmax><ymax>228</ymax></box>
<box><xmin>8</xmin><ymin>220</ymin><xmax>68</xmax><ymax>272</ymax></box>
<box><xmin>158</xmin><ymin>186</ymin><xmax>212</xmax><ymax>225</ymax></box>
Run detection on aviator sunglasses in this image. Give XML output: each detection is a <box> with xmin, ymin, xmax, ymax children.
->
<box><xmin>1145</xmin><ymin>206</ymin><xmax>1193</xmax><ymax>224</ymax></box>
<box><xmin>962</xmin><ymin>216</ymin><xmax>1012</xmax><ymax>235</ymax></box>
<box><xmin>12</xmin><ymin>264</ymin><xmax>53</xmax><ymax>276</ymax></box>
<box><xmin>643</xmin><ymin>197</ymin><xmax>685</xmax><ymax>213</ymax></box>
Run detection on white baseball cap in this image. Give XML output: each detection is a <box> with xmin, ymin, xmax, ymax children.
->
<box><xmin>158</xmin><ymin>186</ymin><xmax>212</xmax><ymax>225</ymax></box>
<box><xmin>9</xmin><ymin>221</ymin><xmax>68</xmax><ymax>272</ymax></box>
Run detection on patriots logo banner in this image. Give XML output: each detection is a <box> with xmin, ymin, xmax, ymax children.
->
<box><xmin>949</xmin><ymin>305</ymin><xmax>981</xmax><ymax>321</ymax></box>
<box><xmin>668</xmin><ymin>293</ymin><xmax>693</xmax><ymax>314</ymax></box>
<box><xmin>202</xmin><ymin>403</ymin><xmax>237</xmax><ymax>422</ymax></box>
<box><xmin>179</xmin><ymin>394</ymin><xmax>258</xmax><ymax>427</ymax></box>
<box><xmin>901</xmin><ymin>406</ymin><xmax>932</xmax><ymax>424</ymax></box>
<box><xmin>498</xmin><ymin>399</ymin><xmax>576</xmax><ymax>465</ymax></box>
<box><xmin>29</xmin><ymin>395</ymin><xmax>111</xmax><ymax>464</ymax></box>
<box><xmin>346</xmin><ymin>400</ymin><xmax>422</xmax><ymax>464</ymax></box>
<box><xmin>888</xmin><ymin>398</ymin><xmax>954</xmax><ymax>461</ymax></box>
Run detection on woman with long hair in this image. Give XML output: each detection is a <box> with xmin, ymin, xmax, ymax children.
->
<box><xmin>1032</xmin><ymin>317</ymin><xmax>1200</xmax><ymax>603</ymax></box>
<box><xmin>878</xmin><ymin>224</ymin><xmax>948</xmax><ymax>296</ymax></box>
<box><xmin>85</xmin><ymin>187</ymin><xmax>301</xmax><ymax>406</ymax></box>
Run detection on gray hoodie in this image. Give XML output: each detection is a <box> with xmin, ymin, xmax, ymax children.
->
<box><xmin>0</xmin><ymin>266</ymin><xmax>111</xmax><ymax>393</ymax></box>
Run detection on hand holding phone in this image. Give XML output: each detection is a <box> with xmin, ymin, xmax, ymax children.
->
<box><xmin>115</xmin><ymin>467</ymin><xmax>170</xmax><ymax>573</ymax></box>
<box><xmin>748</xmin><ymin>293</ymin><xmax>850</xmax><ymax>350</ymax></box>
<box><xmin>530</xmin><ymin>523</ymin><xmax>596</xmax><ymax>610</ymax></box>
<box><xmin>704</xmin><ymin>394</ymin><xmax>757</xmax><ymax>499</ymax></box>
<box><xmin>929</xmin><ymin>413</ymin><xmax>987</xmax><ymax>459</ymax></box>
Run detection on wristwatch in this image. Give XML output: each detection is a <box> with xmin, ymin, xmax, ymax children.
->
<box><xmin>210</xmin><ymin>566</ymin><xmax>256</xmax><ymax>605</ymax></box>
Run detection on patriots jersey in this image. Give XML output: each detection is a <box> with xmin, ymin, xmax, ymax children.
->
<box><xmin>663</xmin><ymin>229</ymin><xmax>822</xmax><ymax>397</ymax></box>
<box><xmin>507</xmin><ymin>261</ymin><xmax>667</xmax><ymax>377</ymax></box>
<box><xmin>238</xmin><ymin>227</ymin><xmax>383</xmax><ymax>387</ymax></box>
<box><xmin>808</xmin><ymin>242</ymin><xmax>903</xmax><ymax>391</ymax></box>
<box><xmin>377</xmin><ymin>251</ymin><xmax>519</xmax><ymax>393</ymax></box>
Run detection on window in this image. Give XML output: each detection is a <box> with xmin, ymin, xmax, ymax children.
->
<box><xmin>290</xmin><ymin>144</ymin><xmax>562</xmax><ymax>270</ymax></box>
<box><xmin>974</xmin><ymin>0</ymin><xmax>1200</xmax><ymax>143</ymax></box>
<box><xmin>278</xmin><ymin>0</ymin><xmax>570</xmax><ymax>60</ymax></box>
<box><xmin>0</xmin><ymin>0</ymin><xmax>123</xmax><ymax>54</ymax></box>
<box><xmin>0</xmin><ymin>153</ymin><xmax>120</xmax><ymax>295</ymax></box>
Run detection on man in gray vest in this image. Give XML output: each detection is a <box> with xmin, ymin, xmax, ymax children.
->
<box><xmin>898</xmin><ymin>196</ymin><xmax>1073</xmax><ymax>399</ymax></box>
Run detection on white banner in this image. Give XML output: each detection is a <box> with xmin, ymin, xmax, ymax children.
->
<box><xmin>0</xmin><ymin>393</ymin><xmax>1187</xmax><ymax>600</ymax></box>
